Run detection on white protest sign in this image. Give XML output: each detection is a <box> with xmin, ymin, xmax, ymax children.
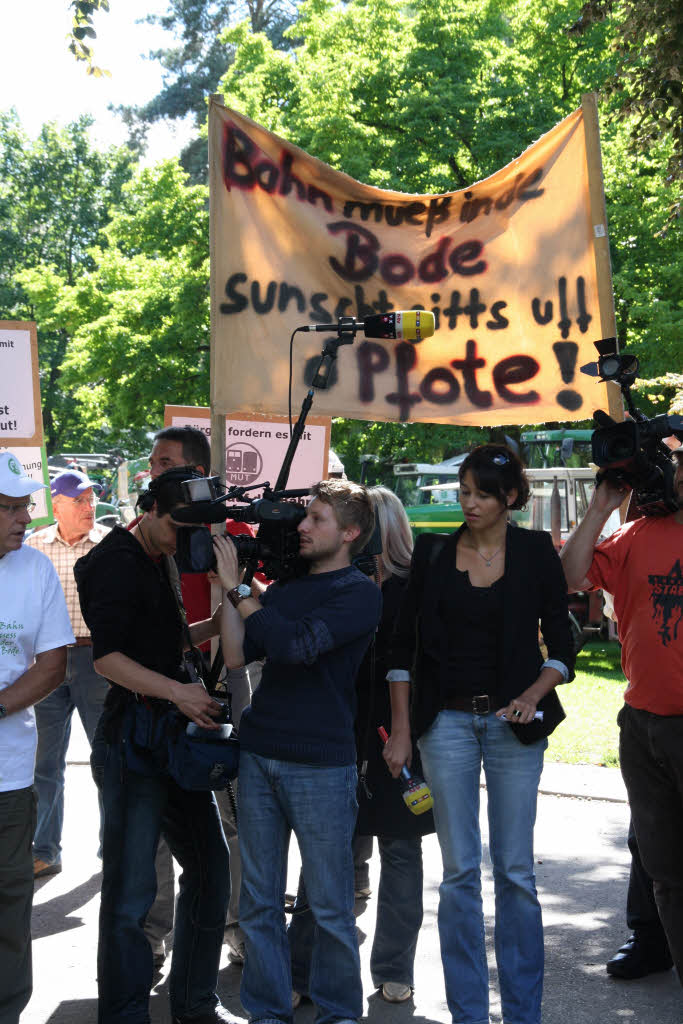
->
<box><xmin>0</xmin><ymin>322</ymin><xmax>43</xmax><ymax>445</ymax></box>
<box><xmin>164</xmin><ymin>406</ymin><xmax>331</xmax><ymax>494</ymax></box>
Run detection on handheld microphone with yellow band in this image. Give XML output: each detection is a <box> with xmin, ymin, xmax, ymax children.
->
<box><xmin>378</xmin><ymin>726</ymin><xmax>434</xmax><ymax>815</ymax></box>
<box><xmin>302</xmin><ymin>310</ymin><xmax>435</xmax><ymax>343</ymax></box>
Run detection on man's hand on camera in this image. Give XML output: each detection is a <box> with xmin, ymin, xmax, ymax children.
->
<box><xmin>213</xmin><ymin>534</ymin><xmax>239</xmax><ymax>591</ymax></box>
<box><xmin>170</xmin><ymin>681</ymin><xmax>223</xmax><ymax>729</ymax></box>
<box><xmin>593</xmin><ymin>472</ymin><xmax>631</xmax><ymax>516</ymax></box>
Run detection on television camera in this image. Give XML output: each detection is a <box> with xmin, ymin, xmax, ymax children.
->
<box><xmin>581</xmin><ymin>338</ymin><xmax>683</xmax><ymax>516</ymax></box>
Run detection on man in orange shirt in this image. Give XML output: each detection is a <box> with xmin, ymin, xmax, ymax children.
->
<box><xmin>561</xmin><ymin>448</ymin><xmax>683</xmax><ymax>984</ymax></box>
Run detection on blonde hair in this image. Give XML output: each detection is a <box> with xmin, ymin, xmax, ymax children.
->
<box><xmin>368</xmin><ymin>486</ymin><xmax>413</xmax><ymax>579</ymax></box>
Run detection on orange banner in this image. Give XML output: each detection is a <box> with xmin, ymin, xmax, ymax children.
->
<box><xmin>210</xmin><ymin>103</ymin><xmax>611</xmax><ymax>425</ymax></box>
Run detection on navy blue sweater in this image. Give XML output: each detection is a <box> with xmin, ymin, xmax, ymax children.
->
<box><xmin>239</xmin><ymin>565</ymin><xmax>382</xmax><ymax>766</ymax></box>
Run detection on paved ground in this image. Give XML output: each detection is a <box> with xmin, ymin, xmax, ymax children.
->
<box><xmin>24</xmin><ymin>722</ymin><xmax>682</xmax><ymax>1024</ymax></box>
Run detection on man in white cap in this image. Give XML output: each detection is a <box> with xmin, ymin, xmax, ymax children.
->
<box><xmin>0</xmin><ymin>451</ymin><xmax>74</xmax><ymax>1024</ymax></box>
<box><xmin>25</xmin><ymin>469</ymin><xmax>110</xmax><ymax>877</ymax></box>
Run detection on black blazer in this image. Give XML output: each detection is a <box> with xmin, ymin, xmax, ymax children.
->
<box><xmin>390</xmin><ymin>524</ymin><xmax>575</xmax><ymax>740</ymax></box>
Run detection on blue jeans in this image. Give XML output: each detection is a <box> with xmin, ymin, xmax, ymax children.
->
<box><xmin>238</xmin><ymin>751</ymin><xmax>361</xmax><ymax>1024</ymax></box>
<box><xmin>96</xmin><ymin>738</ymin><xmax>230</xmax><ymax>1024</ymax></box>
<box><xmin>33</xmin><ymin>645</ymin><xmax>109</xmax><ymax>864</ymax></box>
<box><xmin>290</xmin><ymin>834</ymin><xmax>423</xmax><ymax>993</ymax></box>
<box><xmin>419</xmin><ymin>711</ymin><xmax>546</xmax><ymax>1024</ymax></box>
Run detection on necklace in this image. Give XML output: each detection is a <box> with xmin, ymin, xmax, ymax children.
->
<box><xmin>472</xmin><ymin>544</ymin><xmax>503</xmax><ymax>567</ymax></box>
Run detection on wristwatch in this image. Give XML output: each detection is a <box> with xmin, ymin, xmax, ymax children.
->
<box><xmin>0</xmin><ymin>704</ymin><xmax>7</xmax><ymax>719</ymax></box>
<box><xmin>227</xmin><ymin>583</ymin><xmax>252</xmax><ymax>608</ymax></box>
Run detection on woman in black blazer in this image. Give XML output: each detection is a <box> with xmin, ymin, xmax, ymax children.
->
<box><xmin>385</xmin><ymin>444</ymin><xmax>574</xmax><ymax>1024</ymax></box>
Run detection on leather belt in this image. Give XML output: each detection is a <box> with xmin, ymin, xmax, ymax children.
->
<box><xmin>70</xmin><ymin>637</ymin><xmax>92</xmax><ymax>647</ymax></box>
<box><xmin>442</xmin><ymin>694</ymin><xmax>500</xmax><ymax>715</ymax></box>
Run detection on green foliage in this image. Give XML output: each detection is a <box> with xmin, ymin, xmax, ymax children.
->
<box><xmin>570</xmin><ymin>0</ymin><xmax>683</xmax><ymax>199</ymax></box>
<box><xmin>331</xmin><ymin>419</ymin><xmax>486</xmax><ymax>483</ymax></box>
<box><xmin>57</xmin><ymin>162</ymin><xmax>212</xmax><ymax>441</ymax></box>
<box><xmin>69</xmin><ymin>0</ymin><xmax>111</xmax><ymax>77</ymax></box>
<box><xmin>546</xmin><ymin>641</ymin><xmax>624</xmax><ymax>766</ymax></box>
<box><xmin>220</xmin><ymin>0</ymin><xmax>616</xmax><ymax>191</ymax></box>
<box><xmin>0</xmin><ymin>113</ymin><xmax>135</xmax><ymax>451</ymax></box>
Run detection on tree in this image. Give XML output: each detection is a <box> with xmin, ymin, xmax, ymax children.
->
<box><xmin>218</xmin><ymin>0</ymin><xmax>616</xmax><ymax>191</ymax></box>
<box><xmin>0</xmin><ymin>112</ymin><xmax>135</xmax><ymax>451</ymax></box>
<box><xmin>569</xmin><ymin>0</ymin><xmax>683</xmax><ymax>203</ymax></box>
<box><xmin>50</xmin><ymin>161</ymin><xmax>212</xmax><ymax>443</ymax></box>
<box><xmin>117</xmin><ymin>0</ymin><xmax>299</xmax><ymax>182</ymax></box>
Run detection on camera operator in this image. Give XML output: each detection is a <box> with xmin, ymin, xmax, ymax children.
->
<box><xmin>213</xmin><ymin>479</ymin><xmax>382</xmax><ymax>1024</ymax></box>
<box><xmin>561</xmin><ymin>447</ymin><xmax>683</xmax><ymax>984</ymax></box>
<box><xmin>144</xmin><ymin>425</ymin><xmax>255</xmax><ymax>968</ymax></box>
<box><xmin>75</xmin><ymin>467</ymin><xmax>240</xmax><ymax>1024</ymax></box>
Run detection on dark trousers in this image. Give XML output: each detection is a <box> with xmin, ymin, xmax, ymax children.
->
<box><xmin>626</xmin><ymin>817</ymin><xmax>669</xmax><ymax>949</ymax></box>
<box><xmin>0</xmin><ymin>787</ymin><xmax>36</xmax><ymax>1024</ymax></box>
<box><xmin>96</xmin><ymin>740</ymin><xmax>230</xmax><ymax>1024</ymax></box>
<box><xmin>619</xmin><ymin>704</ymin><xmax>683</xmax><ymax>982</ymax></box>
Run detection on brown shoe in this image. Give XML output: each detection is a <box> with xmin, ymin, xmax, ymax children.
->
<box><xmin>33</xmin><ymin>858</ymin><xmax>62</xmax><ymax>879</ymax></box>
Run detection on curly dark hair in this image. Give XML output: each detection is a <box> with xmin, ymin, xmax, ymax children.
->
<box><xmin>458</xmin><ymin>444</ymin><xmax>530</xmax><ymax>510</ymax></box>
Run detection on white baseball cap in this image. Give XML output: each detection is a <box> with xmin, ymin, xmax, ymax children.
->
<box><xmin>0</xmin><ymin>452</ymin><xmax>48</xmax><ymax>498</ymax></box>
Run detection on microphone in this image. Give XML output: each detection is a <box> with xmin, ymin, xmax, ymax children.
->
<box><xmin>172</xmin><ymin>502</ymin><xmax>228</xmax><ymax>525</ymax></box>
<box><xmin>302</xmin><ymin>310</ymin><xmax>435</xmax><ymax>342</ymax></box>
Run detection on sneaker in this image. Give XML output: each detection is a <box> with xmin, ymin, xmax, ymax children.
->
<box><xmin>227</xmin><ymin>941</ymin><xmax>245</xmax><ymax>965</ymax></box>
<box><xmin>381</xmin><ymin>982</ymin><xmax>412</xmax><ymax>1003</ymax></box>
<box><xmin>150</xmin><ymin>939</ymin><xmax>166</xmax><ymax>969</ymax></box>
<box><xmin>33</xmin><ymin>858</ymin><xmax>62</xmax><ymax>879</ymax></box>
<box><xmin>292</xmin><ymin>991</ymin><xmax>302</xmax><ymax>1009</ymax></box>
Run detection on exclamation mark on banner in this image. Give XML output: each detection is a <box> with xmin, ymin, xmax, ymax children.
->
<box><xmin>552</xmin><ymin>342</ymin><xmax>583</xmax><ymax>411</ymax></box>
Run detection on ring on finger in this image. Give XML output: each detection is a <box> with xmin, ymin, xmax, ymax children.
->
<box><xmin>512</xmin><ymin>709</ymin><xmax>522</xmax><ymax>718</ymax></box>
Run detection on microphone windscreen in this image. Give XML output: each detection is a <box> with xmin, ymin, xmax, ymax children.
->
<box><xmin>362</xmin><ymin>310</ymin><xmax>435</xmax><ymax>341</ymax></box>
<box><xmin>172</xmin><ymin>502</ymin><xmax>228</xmax><ymax>524</ymax></box>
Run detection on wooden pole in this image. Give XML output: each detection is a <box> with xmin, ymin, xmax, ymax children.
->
<box><xmin>581</xmin><ymin>92</ymin><xmax>623</xmax><ymax>423</ymax></box>
<box><xmin>209</xmin><ymin>93</ymin><xmax>227</xmax><ymax>480</ymax></box>
<box><xmin>209</xmin><ymin>95</ymin><xmax>227</xmax><ymax>630</ymax></box>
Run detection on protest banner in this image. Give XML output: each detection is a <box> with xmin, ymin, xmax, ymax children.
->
<box><xmin>164</xmin><ymin>406</ymin><xmax>331</xmax><ymax>496</ymax></box>
<box><xmin>208</xmin><ymin>95</ymin><xmax>617</xmax><ymax>428</ymax></box>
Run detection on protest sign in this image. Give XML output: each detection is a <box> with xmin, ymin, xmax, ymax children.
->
<box><xmin>209</xmin><ymin>99</ymin><xmax>615</xmax><ymax>426</ymax></box>
<box><xmin>0</xmin><ymin>322</ymin><xmax>43</xmax><ymax>445</ymax></box>
<box><xmin>164</xmin><ymin>406</ymin><xmax>331</xmax><ymax>495</ymax></box>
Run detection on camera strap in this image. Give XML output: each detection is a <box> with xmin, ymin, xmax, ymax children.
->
<box><xmin>162</xmin><ymin>555</ymin><xmax>206</xmax><ymax>687</ymax></box>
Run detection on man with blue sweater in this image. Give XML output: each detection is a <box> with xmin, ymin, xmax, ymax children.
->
<box><xmin>214</xmin><ymin>480</ymin><xmax>382</xmax><ymax>1024</ymax></box>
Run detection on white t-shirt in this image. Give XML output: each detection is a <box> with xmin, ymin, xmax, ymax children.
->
<box><xmin>0</xmin><ymin>544</ymin><xmax>75</xmax><ymax>792</ymax></box>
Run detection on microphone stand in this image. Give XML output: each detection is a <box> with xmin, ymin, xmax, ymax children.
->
<box><xmin>275</xmin><ymin>318</ymin><xmax>357</xmax><ymax>492</ymax></box>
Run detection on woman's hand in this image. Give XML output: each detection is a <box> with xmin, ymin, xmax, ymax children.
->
<box><xmin>213</xmin><ymin>534</ymin><xmax>240</xmax><ymax>591</ymax></box>
<box><xmin>496</xmin><ymin>693</ymin><xmax>538</xmax><ymax>725</ymax></box>
<box><xmin>383</xmin><ymin>727</ymin><xmax>413</xmax><ymax>778</ymax></box>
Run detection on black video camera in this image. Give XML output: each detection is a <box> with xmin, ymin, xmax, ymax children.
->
<box><xmin>172</xmin><ymin>474</ymin><xmax>382</xmax><ymax>581</ymax></box>
<box><xmin>172</xmin><ymin>474</ymin><xmax>308</xmax><ymax>581</ymax></box>
<box><xmin>581</xmin><ymin>338</ymin><xmax>683</xmax><ymax>516</ymax></box>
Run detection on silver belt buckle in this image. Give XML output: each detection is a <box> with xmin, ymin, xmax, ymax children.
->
<box><xmin>472</xmin><ymin>694</ymin><xmax>490</xmax><ymax>715</ymax></box>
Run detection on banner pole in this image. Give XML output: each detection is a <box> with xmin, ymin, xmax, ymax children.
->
<box><xmin>209</xmin><ymin>95</ymin><xmax>227</xmax><ymax>635</ymax></box>
<box><xmin>581</xmin><ymin>92</ymin><xmax>623</xmax><ymax>423</ymax></box>
<box><xmin>209</xmin><ymin>94</ymin><xmax>227</xmax><ymax>479</ymax></box>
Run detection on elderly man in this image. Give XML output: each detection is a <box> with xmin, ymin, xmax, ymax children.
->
<box><xmin>25</xmin><ymin>469</ymin><xmax>110</xmax><ymax>877</ymax></box>
<box><xmin>0</xmin><ymin>452</ymin><xmax>74</xmax><ymax>1024</ymax></box>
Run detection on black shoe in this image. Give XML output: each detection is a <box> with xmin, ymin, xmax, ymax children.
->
<box><xmin>606</xmin><ymin>935</ymin><xmax>673</xmax><ymax>980</ymax></box>
<box><xmin>173</xmin><ymin>1005</ymin><xmax>244</xmax><ymax>1024</ymax></box>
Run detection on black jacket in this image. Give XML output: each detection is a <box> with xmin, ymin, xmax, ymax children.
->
<box><xmin>390</xmin><ymin>524</ymin><xmax>575</xmax><ymax>740</ymax></box>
